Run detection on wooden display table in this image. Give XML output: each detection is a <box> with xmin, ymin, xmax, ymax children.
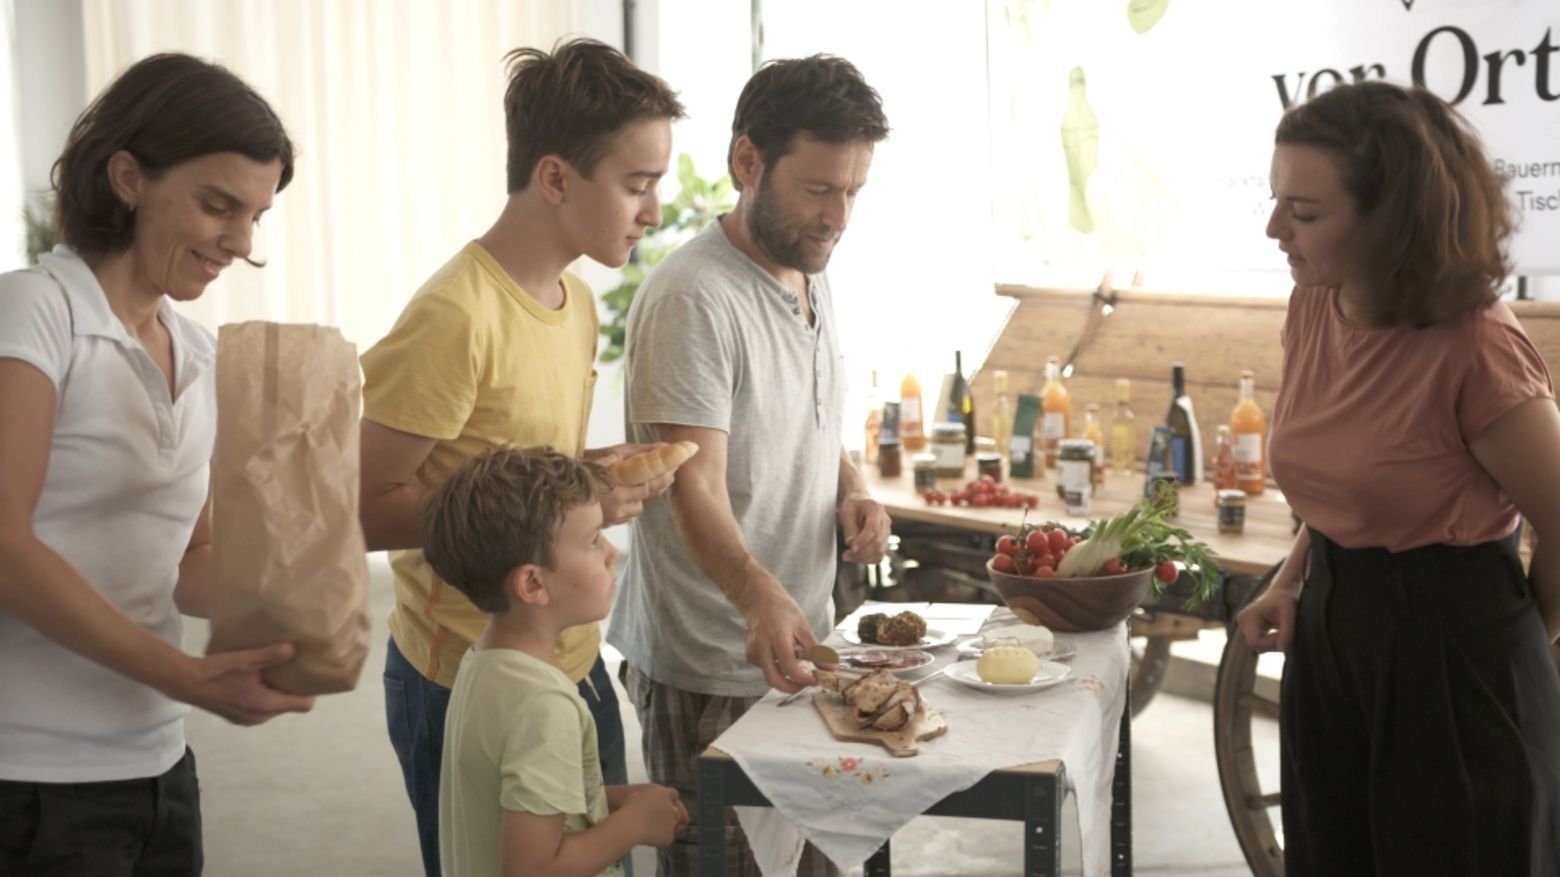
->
<box><xmin>864</xmin><ymin>464</ymin><xmax>1295</xmax><ymax>577</ymax></box>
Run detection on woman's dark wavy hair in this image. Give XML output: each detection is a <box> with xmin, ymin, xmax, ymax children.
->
<box><xmin>727</xmin><ymin>54</ymin><xmax>890</xmax><ymax>190</ymax></box>
<box><xmin>1275</xmin><ymin>80</ymin><xmax>1513</xmax><ymax>327</ymax></box>
<box><xmin>51</xmin><ymin>53</ymin><xmax>295</xmax><ymax>260</ymax></box>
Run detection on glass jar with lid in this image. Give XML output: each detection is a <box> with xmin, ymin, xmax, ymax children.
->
<box><xmin>877</xmin><ymin>438</ymin><xmax>902</xmax><ymax>478</ymax></box>
<box><xmin>1216</xmin><ymin>489</ymin><xmax>1247</xmax><ymax>534</ymax></box>
<box><xmin>930</xmin><ymin>422</ymin><xmax>967</xmax><ymax>479</ymax></box>
<box><xmin>912</xmin><ymin>453</ymin><xmax>939</xmax><ymax>492</ymax></box>
<box><xmin>1055</xmin><ymin>439</ymin><xmax>1096</xmax><ymax>499</ymax></box>
<box><xmin>976</xmin><ymin>451</ymin><xmax>1004</xmax><ymax>483</ymax></box>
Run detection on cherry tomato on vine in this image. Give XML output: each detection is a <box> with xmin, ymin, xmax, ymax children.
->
<box><xmin>1025</xmin><ymin>530</ymin><xmax>1049</xmax><ymax>555</ymax></box>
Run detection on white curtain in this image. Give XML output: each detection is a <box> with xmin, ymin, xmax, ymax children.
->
<box><xmin>0</xmin><ymin>0</ymin><xmax>23</xmax><ymax>270</ymax></box>
<box><xmin>79</xmin><ymin>0</ymin><xmax>578</xmax><ymax>349</ymax></box>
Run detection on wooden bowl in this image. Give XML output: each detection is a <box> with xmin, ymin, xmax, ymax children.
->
<box><xmin>985</xmin><ymin>560</ymin><xmax>1154</xmax><ymax>632</ymax></box>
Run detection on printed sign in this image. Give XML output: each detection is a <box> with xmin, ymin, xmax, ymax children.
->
<box><xmin>988</xmin><ymin>0</ymin><xmax>1560</xmax><ymax>279</ymax></box>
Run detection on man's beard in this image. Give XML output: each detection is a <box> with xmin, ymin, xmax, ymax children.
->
<box><xmin>747</xmin><ymin>172</ymin><xmax>834</xmax><ymax>275</ymax></box>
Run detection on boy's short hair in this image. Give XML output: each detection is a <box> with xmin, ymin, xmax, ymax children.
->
<box><xmin>502</xmin><ymin>38</ymin><xmax>686</xmax><ymax>193</ymax></box>
<box><xmin>421</xmin><ymin>446</ymin><xmax>613</xmax><ymax>613</ymax></box>
<box><xmin>727</xmin><ymin>54</ymin><xmax>889</xmax><ymax>191</ymax></box>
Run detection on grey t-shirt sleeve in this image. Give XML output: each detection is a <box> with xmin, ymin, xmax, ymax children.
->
<box><xmin>628</xmin><ymin>290</ymin><xmax>738</xmax><ymax>432</ymax></box>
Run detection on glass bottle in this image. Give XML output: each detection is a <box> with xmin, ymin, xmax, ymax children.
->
<box><xmin>863</xmin><ymin>369</ymin><xmax>882</xmax><ymax>466</ymax></box>
<box><xmin>1165</xmin><ymin>362</ymin><xmax>1202</xmax><ymax>485</ymax></box>
<box><xmin>947</xmin><ymin>351</ymin><xmax>976</xmax><ymax>456</ymax></box>
<box><xmin>1040</xmin><ymin>355</ymin><xmax>1071</xmax><ymax>469</ymax></box>
<box><xmin>1082</xmin><ymin>403</ymin><xmax>1106</xmax><ymax>488</ymax></box>
<box><xmin>1232</xmin><ymin>369</ymin><xmax>1267</xmax><ymax>496</ymax></box>
<box><xmin>900</xmin><ymin>371</ymin><xmax>926</xmax><ymax>451</ymax></box>
<box><xmin>1212</xmin><ymin>425</ymin><xmax>1237</xmax><ymax>499</ymax></box>
<box><xmin>1109</xmin><ymin>378</ymin><xmax>1136</xmax><ymax>474</ymax></box>
<box><xmin>991</xmin><ymin>370</ymin><xmax>1012</xmax><ymax>479</ymax></box>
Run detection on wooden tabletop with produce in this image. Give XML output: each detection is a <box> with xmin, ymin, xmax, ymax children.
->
<box><xmin>864</xmin><ymin>463</ymin><xmax>1296</xmax><ymax>578</ymax></box>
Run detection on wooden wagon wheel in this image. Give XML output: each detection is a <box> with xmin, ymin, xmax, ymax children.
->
<box><xmin>1213</xmin><ymin>628</ymin><xmax>1285</xmax><ymax>877</ymax></box>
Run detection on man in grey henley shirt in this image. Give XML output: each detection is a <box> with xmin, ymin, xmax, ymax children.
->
<box><xmin>607</xmin><ymin>55</ymin><xmax>893</xmax><ymax>876</ymax></box>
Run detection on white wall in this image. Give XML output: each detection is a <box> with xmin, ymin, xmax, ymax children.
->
<box><xmin>644</xmin><ymin>1</ymin><xmax>1011</xmax><ymax>452</ymax></box>
<box><xmin>5</xmin><ymin>0</ymin><xmax>85</xmax><ymax>269</ymax></box>
<box><xmin>13</xmin><ymin>0</ymin><xmax>83</xmax><ymax>194</ymax></box>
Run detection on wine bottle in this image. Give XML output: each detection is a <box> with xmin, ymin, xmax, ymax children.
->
<box><xmin>963</xmin><ymin>386</ymin><xmax>977</xmax><ymax>456</ymax></box>
<box><xmin>947</xmin><ymin>351</ymin><xmax>976</xmax><ymax>455</ymax></box>
<box><xmin>1165</xmin><ymin>362</ymin><xmax>1203</xmax><ymax>486</ymax></box>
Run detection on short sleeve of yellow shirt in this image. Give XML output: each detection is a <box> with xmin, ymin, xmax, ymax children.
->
<box><xmin>362</xmin><ymin>242</ymin><xmax>601</xmax><ymax>686</ymax></box>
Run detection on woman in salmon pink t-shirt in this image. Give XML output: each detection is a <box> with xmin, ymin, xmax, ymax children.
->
<box><xmin>1236</xmin><ymin>81</ymin><xmax>1560</xmax><ymax>876</ymax></box>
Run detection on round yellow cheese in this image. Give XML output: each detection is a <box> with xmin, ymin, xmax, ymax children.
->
<box><xmin>976</xmin><ymin>644</ymin><xmax>1041</xmax><ymax>684</ymax></box>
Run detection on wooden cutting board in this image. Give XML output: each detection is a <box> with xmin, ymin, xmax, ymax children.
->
<box><xmin>812</xmin><ymin>693</ymin><xmax>948</xmax><ymax>757</ymax></box>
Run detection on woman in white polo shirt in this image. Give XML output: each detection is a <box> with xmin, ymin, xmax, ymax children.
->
<box><xmin>0</xmin><ymin>54</ymin><xmax>316</xmax><ymax>875</ymax></box>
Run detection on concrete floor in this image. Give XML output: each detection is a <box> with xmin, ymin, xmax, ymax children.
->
<box><xmin>183</xmin><ymin>556</ymin><xmax>1278</xmax><ymax>876</ymax></box>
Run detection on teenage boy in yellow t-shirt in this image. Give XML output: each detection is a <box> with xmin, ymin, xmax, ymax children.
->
<box><xmin>357</xmin><ymin>39</ymin><xmax>685</xmax><ymax>877</ymax></box>
<box><xmin>423</xmin><ymin>447</ymin><xmax>686</xmax><ymax>877</ymax></box>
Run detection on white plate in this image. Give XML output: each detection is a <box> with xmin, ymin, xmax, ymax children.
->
<box><xmin>840</xmin><ymin>626</ymin><xmax>957</xmax><ymax>651</ymax></box>
<box><xmin>836</xmin><ymin>648</ymin><xmax>935</xmax><ymax>675</ymax></box>
<box><xmin>956</xmin><ymin>638</ymin><xmax>1077</xmax><ymax>662</ymax></box>
<box><xmin>943</xmin><ymin>660</ymin><xmax>1073</xmax><ymax>694</ymax></box>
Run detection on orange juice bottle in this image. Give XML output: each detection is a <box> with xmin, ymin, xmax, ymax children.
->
<box><xmin>1040</xmin><ymin>355</ymin><xmax>1071</xmax><ymax>468</ymax></box>
<box><xmin>900</xmin><ymin>371</ymin><xmax>926</xmax><ymax>451</ymax></box>
<box><xmin>1232</xmin><ymin>369</ymin><xmax>1266</xmax><ymax>495</ymax></box>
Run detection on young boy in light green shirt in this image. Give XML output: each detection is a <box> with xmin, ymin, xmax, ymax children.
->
<box><xmin>424</xmin><ymin>447</ymin><xmax>686</xmax><ymax>877</ymax></box>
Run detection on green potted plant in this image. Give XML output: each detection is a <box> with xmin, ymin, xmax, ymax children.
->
<box><xmin>23</xmin><ymin>192</ymin><xmax>54</xmax><ymax>265</ymax></box>
<box><xmin>598</xmin><ymin>153</ymin><xmax>734</xmax><ymax>362</ymax></box>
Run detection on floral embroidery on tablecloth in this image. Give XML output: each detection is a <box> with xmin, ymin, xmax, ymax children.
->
<box><xmin>1074</xmin><ymin>675</ymin><xmax>1105</xmax><ymax>698</ymax></box>
<box><xmin>805</xmin><ymin>755</ymin><xmax>890</xmax><ymax>785</ymax></box>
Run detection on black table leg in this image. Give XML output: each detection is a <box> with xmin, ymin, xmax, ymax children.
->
<box><xmin>1111</xmin><ymin>676</ymin><xmax>1133</xmax><ymax>876</ymax></box>
<box><xmin>865</xmin><ymin>840</ymin><xmax>891</xmax><ymax>876</ymax></box>
<box><xmin>1023</xmin><ymin>771</ymin><xmax>1065</xmax><ymax>876</ymax></box>
<box><xmin>697</xmin><ymin>757</ymin><xmax>726</xmax><ymax>877</ymax></box>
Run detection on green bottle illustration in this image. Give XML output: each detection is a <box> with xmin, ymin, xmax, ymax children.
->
<box><xmin>1060</xmin><ymin>67</ymin><xmax>1100</xmax><ymax>234</ymax></box>
<box><xmin>1127</xmin><ymin>0</ymin><xmax>1168</xmax><ymax>34</ymax></box>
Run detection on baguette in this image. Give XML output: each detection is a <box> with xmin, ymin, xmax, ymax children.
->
<box><xmin>608</xmin><ymin>440</ymin><xmax>699</xmax><ymax>486</ymax></box>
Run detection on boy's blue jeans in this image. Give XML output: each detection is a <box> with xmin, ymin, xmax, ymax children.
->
<box><xmin>383</xmin><ymin>636</ymin><xmax>629</xmax><ymax>877</ymax></box>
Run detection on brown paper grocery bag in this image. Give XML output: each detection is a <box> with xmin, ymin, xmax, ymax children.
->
<box><xmin>207</xmin><ymin>322</ymin><xmax>370</xmax><ymax>695</ymax></box>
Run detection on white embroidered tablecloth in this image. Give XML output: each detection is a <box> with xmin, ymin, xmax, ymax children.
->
<box><xmin>712</xmin><ymin>609</ymin><xmax>1131</xmax><ymax>876</ymax></box>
